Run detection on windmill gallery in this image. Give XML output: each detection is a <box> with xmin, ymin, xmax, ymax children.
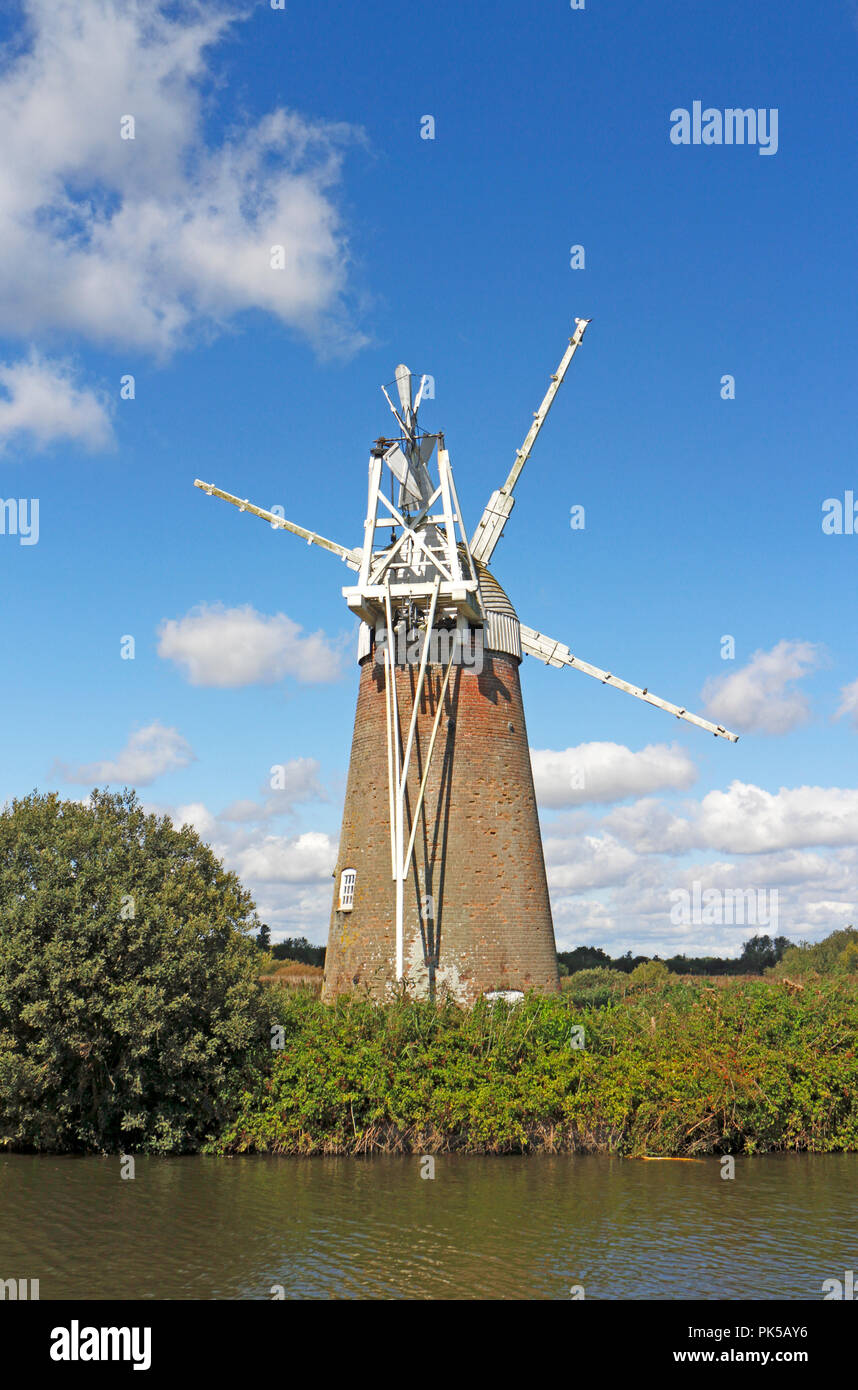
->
<box><xmin>195</xmin><ymin>323</ymin><xmax>738</xmax><ymax>1006</ymax></box>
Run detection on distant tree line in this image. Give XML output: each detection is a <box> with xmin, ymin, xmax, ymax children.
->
<box><xmin>256</xmin><ymin>931</ymin><xmax>326</xmax><ymax>968</ymax></box>
<box><xmin>557</xmin><ymin>935</ymin><xmax>792</xmax><ymax>977</ymax></box>
<box><xmin>261</xmin><ymin>933</ymin><xmax>794</xmax><ymax>977</ymax></box>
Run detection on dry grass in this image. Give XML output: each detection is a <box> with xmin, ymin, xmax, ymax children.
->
<box><xmin>260</xmin><ymin>960</ymin><xmax>324</xmax><ymax>994</ymax></box>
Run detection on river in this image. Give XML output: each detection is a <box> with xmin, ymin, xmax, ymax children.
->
<box><xmin>1</xmin><ymin>1151</ymin><xmax>855</xmax><ymax>1299</ymax></box>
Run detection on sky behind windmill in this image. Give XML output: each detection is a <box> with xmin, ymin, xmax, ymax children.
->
<box><xmin>1</xmin><ymin>0</ymin><xmax>856</xmax><ymax>957</ymax></box>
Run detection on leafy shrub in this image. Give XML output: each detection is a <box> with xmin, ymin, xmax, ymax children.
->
<box><xmin>0</xmin><ymin>789</ymin><xmax>270</xmax><ymax>1153</ymax></box>
<box><xmin>840</xmin><ymin>941</ymin><xmax>858</xmax><ymax>974</ymax></box>
<box><xmin>217</xmin><ymin>976</ymin><xmax>858</xmax><ymax>1158</ymax></box>
<box><xmin>562</xmin><ymin>967</ymin><xmax>623</xmax><ymax>1007</ymax></box>
<box><xmin>774</xmin><ymin>927</ymin><xmax>858</xmax><ymax>978</ymax></box>
<box><xmin>629</xmin><ymin>959</ymin><xmax>670</xmax><ymax>988</ymax></box>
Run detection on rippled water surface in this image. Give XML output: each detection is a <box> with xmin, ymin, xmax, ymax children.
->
<box><xmin>1</xmin><ymin>1152</ymin><xmax>855</xmax><ymax>1299</ymax></box>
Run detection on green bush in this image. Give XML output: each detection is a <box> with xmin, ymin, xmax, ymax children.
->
<box><xmin>775</xmin><ymin>927</ymin><xmax>858</xmax><ymax>978</ymax></box>
<box><xmin>840</xmin><ymin>941</ymin><xmax>858</xmax><ymax>974</ymax></box>
<box><xmin>629</xmin><ymin>959</ymin><xmax>670</xmax><ymax>988</ymax></box>
<box><xmin>562</xmin><ymin>967</ymin><xmax>623</xmax><ymax>1007</ymax></box>
<box><xmin>0</xmin><ymin>789</ymin><xmax>270</xmax><ymax>1153</ymax></box>
<box><xmin>217</xmin><ymin>976</ymin><xmax>858</xmax><ymax>1157</ymax></box>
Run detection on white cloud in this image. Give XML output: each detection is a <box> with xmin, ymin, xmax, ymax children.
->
<box><xmin>0</xmin><ymin>1</ymin><xmax>365</xmax><ymax>356</ymax></box>
<box><xmin>544</xmin><ymin>832</ymin><xmax>638</xmax><ymax>890</ymax></box>
<box><xmin>702</xmin><ymin>640</ymin><xmax>820</xmax><ymax>735</ymax></box>
<box><xmin>255</xmin><ymin>883</ymin><xmax>335</xmax><ymax>941</ymax></box>
<box><xmin>0</xmin><ymin>351</ymin><xmax>113</xmax><ymax>449</ymax></box>
<box><xmin>173</xmin><ymin>801</ymin><xmax>217</xmax><ymax>839</ymax></box>
<box><xmin>835</xmin><ymin>677</ymin><xmax>858</xmax><ymax>730</ymax></box>
<box><xmin>549</xmin><ymin>835</ymin><xmax>858</xmax><ymax>959</ymax></box>
<box><xmin>55</xmin><ymin>721</ymin><xmax>195</xmax><ymax>786</ymax></box>
<box><xmin>219</xmin><ymin>757</ymin><xmax>327</xmax><ymax>821</ymax></box>
<box><xmin>694</xmin><ymin>782</ymin><xmax>858</xmax><ymax>854</ymax></box>
<box><xmin>232</xmin><ymin>829</ymin><xmax>337</xmax><ymax>885</ymax></box>
<box><xmin>600</xmin><ymin>798</ymin><xmax>694</xmax><ymax>855</ymax></box>
<box><xmin>531</xmin><ymin>740</ymin><xmax>697</xmax><ymax>809</ymax></box>
<box><xmin>551</xmin><ymin>895</ymin><xmax>620</xmax><ymax>941</ymax></box>
<box><xmin>604</xmin><ymin>781</ymin><xmax>858</xmax><ymax>855</ymax></box>
<box><xmin>157</xmin><ymin>602</ymin><xmax>343</xmax><ymax>686</ymax></box>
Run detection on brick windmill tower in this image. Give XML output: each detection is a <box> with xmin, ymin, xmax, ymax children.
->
<box><xmin>195</xmin><ymin>322</ymin><xmax>737</xmax><ymax>1005</ymax></box>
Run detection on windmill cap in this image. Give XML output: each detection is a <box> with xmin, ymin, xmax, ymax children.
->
<box><xmin>465</xmin><ymin>550</ymin><xmax>519</xmax><ymax>621</ymax></box>
<box><xmin>355</xmin><ymin>556</ymin><xmax>521</xmax><ymax>664</ymax></box>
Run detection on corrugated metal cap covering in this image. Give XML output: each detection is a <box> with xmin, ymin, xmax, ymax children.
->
<box><xmin>470</xmin><ymin>554</ymin><xmax>519</xmax><ymax>620</ymax></box>
<box><xmin>464</xmin><ymin>549</ymin><xmax>521</xmax><ymax>660</ymax></box>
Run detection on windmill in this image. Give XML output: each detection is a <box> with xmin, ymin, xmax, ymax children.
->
<box><xmin>194</xmin><ymin>320</ymin><xmax>737</xmax><ymax>1005</ymax></box>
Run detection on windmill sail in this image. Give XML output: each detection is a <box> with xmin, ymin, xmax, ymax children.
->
<box><xmin>395</xmin><ymin>363</ymin><xmax>413</xmax><ymax>421</ymax></box>
<box><xmin>470</xmin><ymin>318</ymin><xmax>590</xmax><ymax>565</ymax></box>
<box><xmin>519</xmin><ymin>623</ymin><xmax>739</xmax><ymax>741</ymax></box>
<box><xmin>384</xmin><ymin>442</ymin><xmax>432</xmax><ymax>510</ymax></box>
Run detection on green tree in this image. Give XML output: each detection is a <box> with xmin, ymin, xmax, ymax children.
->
<box><xmin>556</xmin><ymin>945</ymin><xmax>612</xmax><ymax>974</ymax></box>
<box><xmin>629</xmin><ymin>959</ymin><xmax>670</xmax><ymax>988</ymax></box>
<box><xmin>272</xmin><ymin>937</ymin><xmax>326</xmax><ymax>967</ymax></box>
<box><xmin>777</xmin><ymin>927</ymin><xmax>858</xmax><ymax>977</ymax></box>
<box><xmin>840</xmin><ymin>941</ymin><xmax>858</xmax><ymax>974</ymax></box>
<box><xmin>0</xmin><ymin>789</ymin><xmax>270</xmax><ymax>1153</ymax></box>
<box><xmin>739</xmin><ymin>934</ymin><xmax>790</xmax><ymax>973</ymax></box>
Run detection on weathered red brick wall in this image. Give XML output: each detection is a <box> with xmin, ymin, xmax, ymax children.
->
<box><xmin>323</xmin><ymin>647</ymin><xmax>559</xmax><ymax>1004</ymax></box>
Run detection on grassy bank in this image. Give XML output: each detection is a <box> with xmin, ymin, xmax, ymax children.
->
<box><xmin>215</xmin><ymin>973</ymin><xmax>858</xmax><ymax>1158</ymax></box>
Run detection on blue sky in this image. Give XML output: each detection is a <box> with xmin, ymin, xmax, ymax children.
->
<box><xmin>1</xmin><ymin>0</ymin><xmax>856</xmax><ymax>955</ymax></box>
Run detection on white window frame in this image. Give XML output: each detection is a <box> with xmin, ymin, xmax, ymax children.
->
<box><xmin>339</xmin><ymin>868</ymin><xmax>356</xmax><ymax>912</ymax></box>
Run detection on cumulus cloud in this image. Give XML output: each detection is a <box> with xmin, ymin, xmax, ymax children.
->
<box><xmin>219</xmin><ymin>757</ymin><xmax>327</xmax><ymax>822</ymax></box>
<box><xmin>0</xmin><ymin>0</ymin><xmax>365</xmax><ymax>356</ymax></box>
<box><xmin>545</xmin><ymin>769</ymin><xmax>858</xmax><ymax>957</ymax></box>
<box><xmin>604</xmin><ymin>781</ymin><xmax>858</xmax><ymax>855</ymax></box>
<box><xmin>254</xmin><ymin>883</ymin><xmax>335</xmax><ymax>940</ymax></box>
<box><xmin>702</xmin><ymin>640</ymin><xmax>821</xmax><ymax>735</ymax></box>
<box><xmin>548</xmin><ymin>834</ymin><xmax>858</xmax><ymax>959</ymax></box>
<box><xmin>232</xmin><ymin>829</ymin><xmax>337</xmax><ymax>885</ymax></box>
<box><xmin>600</xmin><ymin>798</ymin><xmax>694</xmax><ymax>856</ymax></box>
<box><xmin>157</xmin><ymin>603</ymin><xmax>343</xmax><ymax>686</ymax></box>
<box><xmin>531</xmin><ymin>741</ymin><xmax>697</xmax><ymax>809</ymax></box>
<box><xmin>172</xmin><ymin>800</ymin><xmax>217</xmax><ymax>839</ymax></box>
<box><xmin>55</xmin><ymin>721</ymin><xmax>195</xmax><ymax>786</ymax></box>
<box><xmin>0</xmin><ymin>351</ymin><xmax>113</xmax><ymax>449</ymax></box>
<box><xmin>694</xmin><ymin>782</ymin><xmax>858</xmax><ymax>854</ymax></box>
<box><xmin>543</xmin><ymin>832</ymin><xmax>638</xmax><ymax>890</ymax></box>
<box><xmin>835</xmin><ymin>678</ymin><xmax>858</xmax><ymax>730</ymax></box>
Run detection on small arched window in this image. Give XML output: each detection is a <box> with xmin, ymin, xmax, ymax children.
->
<box><xmin>339</xmin><ymin>868</ymin><xmax>356</xmax><ymax>912</ymax></box>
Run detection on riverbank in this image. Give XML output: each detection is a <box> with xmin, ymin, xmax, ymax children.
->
<box><xmin>215</xmin><ymin>973</ymin><xmax>858</xmax><ymax>1157</ymax></box>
